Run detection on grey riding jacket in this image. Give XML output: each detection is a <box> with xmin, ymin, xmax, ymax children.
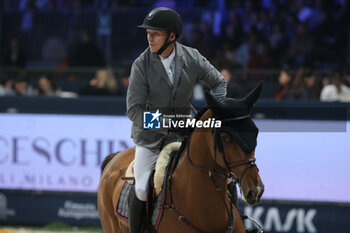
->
<box><xmin>127</xmin><ymin>42</ymin><xmax>226</xmax><ymax>153</ymax></box>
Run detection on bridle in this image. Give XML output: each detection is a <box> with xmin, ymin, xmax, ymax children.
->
<box><xmin>188</xmin><ymin>114</ymin><xmax>258</xmax><ymax>186</ymax></box>
<box><xmin>165</xmin><ymin>114</ymin><xmax>259</xmax><ymax>233</ymax></box>
<box><xmin>211</xmin><ymin>115</ymin><xmax>258</xmax><ymax>185</ymax></box>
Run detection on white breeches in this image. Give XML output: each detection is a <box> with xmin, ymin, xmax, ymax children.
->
<box><xmin>134</xmin><ymin>145</ymin><xmax>158</xmax><ymax>201</ymax></box>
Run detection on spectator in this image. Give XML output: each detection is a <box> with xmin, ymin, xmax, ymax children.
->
<box><xmin>68</xmin><ymin>31</ymin><xmax>106</xmax><ymax>67</ymax></box>
<box><xmin>19</xmin><ymin>0</ymin><xmax>35</xmax><ymax>33</ymax></box>
<box><xmin>191</xmin><ymin>28</ymin><xmax>214</xmax><ymax>60</ymax></box>
<box><xmin>287</xmin><ymin>23</ymin><xmax>314</xmax><ymax>68</ymax></box>
<box><xmin>221</xmin><ymin>68</ymin><xmax>249</xmax><ymax>98</ymax></box>
<box><xmin>221</xmin><ymin>11</ymin><xmax>244</xmax><ymax>50</ymax></box>
<box><xmin>35</xmin><ymin>0</ymin><xmax>52</xmax><ymax>10</ymax></box>
<box><xmin>2</xmin><ymin>37</ymin><xmax>27</xmax><ymax>68</ymax></box>
<box><xmin>235</xmin><ymin>30</ymin><xmax>261</xmax><ymax>68</ymax></box>
<box><xmin>119</xmin><ymin>66</ymin><xmax>131</xmax><ymax>96</ymax></box>
<box><xmin>41</xmin><ymin>32</ymin><xmax>67</xmax><ymax>62</ymax></box>
<box><xmin>344</xmin><ymin>70</ymin><xmax>350</xmax><ymax>88</ymax></box>
<box><xmin>212</xmin><ymin>40</ymin><xmax>238</xmax><ymax>69</ymax></box>
<box><xmin>259</xmin><ymin>42</ymin><xmax>275</xmax><ymax>68</ymax></box>
<box><xmin>247</xmin><ymin>48</ymin><xmax>263</xmax><ymax>69</ymax></box>
<box><xmin>269</xmin><ymin>24</ymin><xmax>289</xmax><ymax>65</ymax></box>
<box><xmin>13</xmin><ymin>77</ymin><xmax>35</xmax><ymax>96</ymax></box>
<box><xmin>345</xmin><ymin>27</ymin><xmax>350</xmax><ymax>68</ymax></box>
<box><xmin>303</xmin><ymin>70</ymin><xmax>322</xmax><ymax>100</ymax></box>
<box><xmin>153</xmin><ymin>0</ymin><xmax>176</xmax><ymax>9</ymax></box>
<box><xmin>35</xmin><ymin>74</ymin><xmax>60</xmax><ymax>96</ymax></box>
<box><xmin>79</xmin><ymin>68</ymin><xmax>120</xmax><ymax>96</ymax></box>
<box><xmin>320</xmin><ymin>71</ymin><xmax>350</xmax><ymax>102</ymax></box>
<box><xmin>2</xmin><ymin>0</ymin><xmax>17</xmax><ymax>10</ymax></box>
<box><xmin>289</xmin><ymin>68</ymin><xmax>321</xmax><ymax>100</ymax></box>
<box><xmin>274</xmin><ymin>69</ymin><xmax>293</xmax><ymax>100</ymax></box>
<box><xmin>56</xmin><ymin>0</ymin><xmax>70</xmax><ymax>10</ymax></box>
<box><xmin>2</xmin><ymin>1</ymin><xmax>349</xmax><ymax>70</ymax></box>
<box><xmin>0</xmin><ymin>74</ymin><xmax>15</xmax><ymax>96</ymax></box>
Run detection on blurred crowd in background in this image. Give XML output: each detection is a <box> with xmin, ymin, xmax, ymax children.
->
<box><xmin>1</xmin><ymin>0</ymin><xmax>350</xmax><ymax>102</ymax></box>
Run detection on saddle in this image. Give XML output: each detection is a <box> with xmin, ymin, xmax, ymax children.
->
<box><xmin>114</xmin><ymin>142</ymin><xmax>182</xmax><ymax>229</ymax></box>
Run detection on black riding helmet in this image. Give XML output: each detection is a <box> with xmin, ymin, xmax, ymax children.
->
<box><xmin>138</xmin><ymin>7</ymin><xmax>183</xmax><ymax>55</ymax></box>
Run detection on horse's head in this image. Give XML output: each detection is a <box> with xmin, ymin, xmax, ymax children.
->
<box><xmin>204</xmin><ymin>82</ymin><xmax>264</xmax><ymax>206</ymax></box>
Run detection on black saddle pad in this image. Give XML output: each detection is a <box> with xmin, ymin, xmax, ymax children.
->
<box><xmin>115</xmin><ymin>181</ymin><xmax>133</xmax><ymax>220</ymax></box>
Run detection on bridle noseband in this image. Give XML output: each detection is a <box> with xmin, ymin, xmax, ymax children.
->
<box><xmin>211</xmin><ymin>114</ymin><xmax>258</xmax><ymax>184</ymax></box>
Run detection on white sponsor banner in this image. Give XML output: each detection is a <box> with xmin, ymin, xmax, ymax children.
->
<box><xmin>0</xmin><ymin>113</ymin><xmax>134</xmax><ymax>192</ymax></box>
<box><xmin>0</xmin><ymin>114</ymin><xmax>349</xmax><ymax>203</ymax></box>
<box><xmin>255</xmin><ymin>119</ymin><xmax>350</xmax><ymax>203</ymax></box>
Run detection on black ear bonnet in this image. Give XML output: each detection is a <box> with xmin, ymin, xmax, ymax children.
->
<box><xmin>205</xmin><ymin>82</ymin><xmax>263</xmax><ymax>154</ymax></box>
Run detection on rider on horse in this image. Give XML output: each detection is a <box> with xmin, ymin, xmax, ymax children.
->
<box><xmin>127</xmin><ymin>7</ymin><xmax>229</xmax><ymax>233</ymax></box>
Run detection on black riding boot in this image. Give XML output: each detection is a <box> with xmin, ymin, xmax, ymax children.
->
<box><xmin>128</xmin><ymin>189</ymin><xmax>146</xmax><ymax>233</ymax></box>
<box><xmin>227</xmin><ymin>180</ymin><xmax>238</xmax><ymax>207</ymax></box>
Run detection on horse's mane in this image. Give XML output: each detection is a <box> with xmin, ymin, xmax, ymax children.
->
<box><xmin>195</xmin><ymin>105</ymin><xmax>210</xmax><ymax>121</ymax></box>
<box><xmin>184</xmin><ymin>105</ymin><xmax>210</xmax><ymax>136</ymax></box>
<box><xmin>176</xmin><ymin>106</ymin><xmax>210</xmax><ymax>154</ymax></box>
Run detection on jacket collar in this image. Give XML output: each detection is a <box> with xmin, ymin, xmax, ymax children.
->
<box><xmin>150</xmin><ymin>42</ymin><xmax>185</xmax><ymax>92</ymax></box>
<box><xmin>172</xmin><ymin>42</ymin><xmax>185</xmax><ymax>95</ymax></box>
<box><xmin>150</xmin><ymin>48</ymin><xmax>172</xmax><ymax>88</ymax></box>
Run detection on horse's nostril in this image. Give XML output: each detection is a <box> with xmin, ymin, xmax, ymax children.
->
<box><xmin>247</xmin><ymin>190</ymin><xmax>254</xmax><ymax>201</ymax></box>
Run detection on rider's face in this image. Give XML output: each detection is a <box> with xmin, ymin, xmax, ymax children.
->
<box><xmin>146</xmin><ymin>29</ymin><xmax>168</xmax><ymax>53</ymax></box>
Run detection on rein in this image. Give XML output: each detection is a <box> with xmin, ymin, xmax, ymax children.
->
<box><xmin>162</xmin><ymin>137</ymin><xmax>234</xmax><ymax>233</ymax></box>
<box><xmin>162</xmin><ymin>114</ymin><xmax>257</xmax><ymax>233</ymax></box>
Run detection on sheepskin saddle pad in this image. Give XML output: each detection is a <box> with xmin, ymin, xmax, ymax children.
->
<box><xmin>115</xmin><ymin>142</ymin><xmax>181</xmax><ymax>227</ymax></box>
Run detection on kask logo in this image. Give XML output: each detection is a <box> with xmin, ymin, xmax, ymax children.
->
<box><xmin>143</xmin><ymin>110</ymin><xmax>162</xmax><ymax>129</ymax></box>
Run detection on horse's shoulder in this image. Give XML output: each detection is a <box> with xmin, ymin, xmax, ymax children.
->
<box><xmin>113</xmin><ymin>146</ymin><xmax>136</xmax><ymax>164</ymax></box>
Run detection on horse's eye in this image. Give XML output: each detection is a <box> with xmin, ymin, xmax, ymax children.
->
<box><xmin>221</xmin><ymin>135</ymin><xmax>232</xmax><ymax>144</ymax></box>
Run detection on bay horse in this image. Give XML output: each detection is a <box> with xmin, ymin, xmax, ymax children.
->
<box><xmin>98</xmin><ymin>82</ymin><xmax>264</xmax><ymax>233</ymax></box>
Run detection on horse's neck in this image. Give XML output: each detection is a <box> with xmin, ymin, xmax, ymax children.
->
<box><xmin>170</xmin><ymin>125</ymin><xmax>231</xmax><ymax>230</ymax></box>
<box><xmin>175</xmin><ymin>110</ymin><xmax>228</xmax><ymax>198</ymax></box>
<box><xmin>176</xmin><ymin>129</ymin><xmax>228</xmax><ymax>199</ymax></box>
